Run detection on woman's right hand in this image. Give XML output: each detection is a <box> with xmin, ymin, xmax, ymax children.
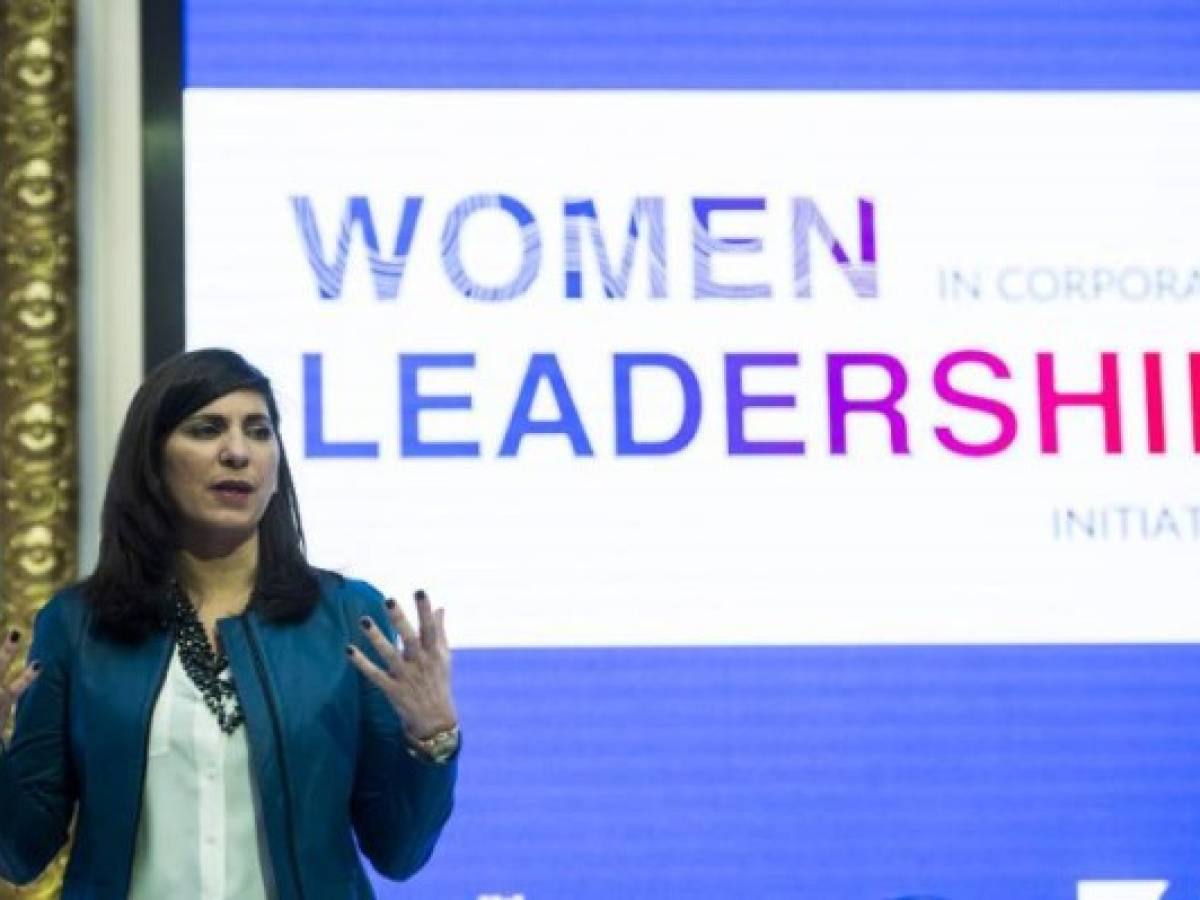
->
<box><xmin>1</xmin><ymin>628</ymin><xmax>40</xmax><ymax>738</ymax></box>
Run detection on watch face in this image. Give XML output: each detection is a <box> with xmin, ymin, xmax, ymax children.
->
<box><xmin>432</xmin><ymin>732</ymin><xmax>460</xmax><ymax>757</ymax></box>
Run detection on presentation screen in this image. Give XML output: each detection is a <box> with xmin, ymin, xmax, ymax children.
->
<box><xmin>179</xmin><ymin>2</ymin><xmax>1200</xmax><ymax>897</ymax></box>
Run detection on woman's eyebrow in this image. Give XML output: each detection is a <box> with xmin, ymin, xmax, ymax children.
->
<box><xmin>182</xmin><ymin>411</ymin><xmax>270</xmax><ymax>426</ymax></box>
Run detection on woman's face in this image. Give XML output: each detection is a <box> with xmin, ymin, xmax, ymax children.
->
<box><xmin>161</xmin><ymin>389</ymin><xmax>280</xmax><ymax>545</ymax></box>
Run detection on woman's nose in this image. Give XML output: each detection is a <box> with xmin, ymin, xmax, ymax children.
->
<box><xmin>218</xmin><ymin>441</ymin><xmax>249</xmax><ymax>467</ymax></box>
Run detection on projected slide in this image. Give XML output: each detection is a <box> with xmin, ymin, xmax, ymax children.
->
<box><xmin>182</xmin><ymin>2</ymin><xmax>1200</xmax><ymax>897</ymax></box>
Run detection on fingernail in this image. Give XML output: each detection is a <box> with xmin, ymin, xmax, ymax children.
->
<box><xmin>385</xmin><ymin>597</ymin><xmax>396</xmax><ymax>609</ymax></box>
<box><xmin>30</xmin><ymin>661</ymin><xmax>41</xmax><ymax>672</ymax></box>
<box><xmin>414</xmin><ymin>589</ymin><xmax>427</xmax><ymax>602</ymax></box>
<box><xmin>7</xmin><ymin>629</ymin><xmax>19</xmax><ymax>643</ymax></box>
<box><xmin>345</xmin><ymin>645</ymin><xmax>355</xmax><ymax>657</ymax></box>
<box><xmin>359</xmin><ymin>616</ymin><xmax>372</xmax><ymax>630</ymax></box>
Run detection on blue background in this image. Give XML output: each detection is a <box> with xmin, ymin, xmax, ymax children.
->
<box><xmin>420</xmin><ymin>646</ymin><xmax>1200</xmax><ymax>899</ymax></box>
<box><xmin>185</xmin><ymin>0</ymin><xmax>1200</xmax><ymax>90</ymax></box>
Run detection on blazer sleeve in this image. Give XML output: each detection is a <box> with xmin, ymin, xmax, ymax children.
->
<box><xmin>345</xmin><ymin>581</ymin><xmax>458</xmax><ymax>881</ymax></box>
<box><xmin>0</xmin><ymin>592</ymin><xmax>78</xmax><ymax>885</ymax></box>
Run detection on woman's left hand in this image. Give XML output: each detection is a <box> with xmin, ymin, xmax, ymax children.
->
<box><xmin>348</xmin><ymin>590</ymin><xmax>458</xmax><ymax>740</ymax></box>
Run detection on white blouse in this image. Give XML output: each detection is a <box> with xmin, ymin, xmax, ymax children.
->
<box><xmin>128</xmin><ymin>643</ymin><xmax>272</xmax><ymax>899</ymax></box>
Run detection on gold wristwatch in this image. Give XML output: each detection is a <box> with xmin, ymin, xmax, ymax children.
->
<box><xmin>407</xmin><ymin>725</ymin><xmax>460</xmax><ymax>765</ymax></box>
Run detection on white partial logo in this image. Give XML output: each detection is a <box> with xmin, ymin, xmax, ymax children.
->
<box><xmin>1078</xmin><ymin>881</ymin><xmax>1169</xmax><ymax>900</ymax></box>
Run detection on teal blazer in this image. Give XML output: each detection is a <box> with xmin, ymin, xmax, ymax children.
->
<box><xmin>0</xmin><ymin>576</ymin><xmax>457</xmax><ymax>898</ymax></box>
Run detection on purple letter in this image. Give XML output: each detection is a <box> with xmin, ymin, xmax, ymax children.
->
<box><xmin>724</xmin><ymin>353</ymin><xmax>805</xmax><ymax>455</ymax></box>
<box><xmin>827</xmin><ymin>353</ymin><xmax>909</xmax><ymax>454</ymax></box>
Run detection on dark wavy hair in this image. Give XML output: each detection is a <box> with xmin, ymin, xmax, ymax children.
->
<box><xmin>83</xmin><ymin>348</ymin><xmax>321</xmax><ymax>642</ymax></box>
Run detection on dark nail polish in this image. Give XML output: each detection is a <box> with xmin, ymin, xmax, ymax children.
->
<box><xmin>414</xmin><ymin>589</ymin><xmax>427</xmax><ymax>602</ymax></box>
<box><xmin>345</xmin><ymin>645</ymin><xmax>355</xmax><ymax>657</ymax></box>
<box><xmin>7</xmin><ymin>629</ymin><xmax>19</xmax><ymax>643</ymax></box>
<box><xmin>30</xmin><ymin>661</ymin><xmax>41</xmax><ymax>672</ymax></box>
<box><xmin>384</xmin><ymin>597</ymin><xmax>396</xmax><ymax>609</ymax></box>
<box><xmin>359</xmin><ymin>616</ymin><xmax>372</xmax><ymax>630</ymax></box>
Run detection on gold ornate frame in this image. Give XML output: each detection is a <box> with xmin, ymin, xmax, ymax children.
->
<box><xmin>0</xmin><ymin>0</ymin><xmax>77</xmax><ymax>895</ymax></box>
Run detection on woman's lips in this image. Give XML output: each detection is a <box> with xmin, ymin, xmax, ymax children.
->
<box><xmin>210</xmin><ymin>483</ymin><xmax>254</xmax><ymax>506</ymax></box>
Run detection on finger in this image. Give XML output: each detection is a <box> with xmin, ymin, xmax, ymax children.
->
<box><xmin>357</xmin><ymin>615</ymin><xmax>404</xmax><ymax>673</ymax></box>
<box><xmin>414</xmin><ymin>589</ymin><xmax>436</xmax><ymax>649</ymax></box>
<box><xmin>384</xmin><ymin>597</ymin><xmax>420</xmax><ymax>657</ymax></box>
<box><xmin>1</xmin><ymin>662</ymin><xmax>40</xmax><ymax>721</ymax></box>
<box><xmin>345</xmin><ymin>645</ymin><xmax>397</xmax><ymax>700</ymax></box>
<box><xmin>6</xmin><ymin>662</ymin><xmax>41</xmax><ymax>701</ymax></box>
<box><xmin>435</xmin><ymin>608</ymin><xmax>448</xmax><ymax>648</ymax></box>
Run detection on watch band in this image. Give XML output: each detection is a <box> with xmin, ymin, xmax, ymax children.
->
<box><xmin>407</xmin><ymin>725</ymin><xmax>460</xmax><ymax>764</ymax></box>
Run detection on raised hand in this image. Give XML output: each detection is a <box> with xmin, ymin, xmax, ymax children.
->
<box><xmin>347</xmin><ymin>591</ymin><xmax>457</xmax><ymax>741</ymax></box>
<box><xmin>1</xmin><ymin>628</ymin><xmax>40</xmax><ymax>740</ymax></box>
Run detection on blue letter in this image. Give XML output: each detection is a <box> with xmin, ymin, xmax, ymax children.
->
<box><xmin>693</xmin><ymin>197</ymin><xmax>770</xmax><ymax>300</ymax></box>
<box><xmin>563</xmin><ymin>197</ymin><xmax>667</xmax><ymax>299</ymax></box>
<box><xmin>400</xmin><ymin>354</ymin><xmax>480</xmax><ymax>458</ymax></box>
<box><xmin>499</xmin><ymin>354</ymin><xmax>593</xmax><ymax>457</ymax></box>
<box><xmin>441</xmin><ymin>194</ymin><xmax>541</xmax><ymax>301</ymax></box>
<box><xmin>614</xmin><ymin>354</ymin><xmax>701</xmax><ymax>455</ymax></box>
<box><xmin>303</xmin><ymin>354</ymin><xmax>379</xmax><ymax>458</ymax></box>
<box><xmin>291</xmin><ymin>196</ymin><xmax>423</xmax><ymax>300</ymax></box>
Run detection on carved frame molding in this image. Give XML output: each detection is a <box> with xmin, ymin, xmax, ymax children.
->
<box><xmin>0</xmin><ymin>0</ymin><xmax>77</xmax><ymax>895</ymax></box>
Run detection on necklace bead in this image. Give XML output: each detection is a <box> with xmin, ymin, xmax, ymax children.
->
<box><xmin>171</xmin><ymin>583</ymin><xmax>246</xmax><ymax>734</ymax></box>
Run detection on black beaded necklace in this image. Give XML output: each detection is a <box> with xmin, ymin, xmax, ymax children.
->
<box><xmin>170</xmin><ymin>582</ymin><xmax>246</xmax><ymax>735</ymax></box>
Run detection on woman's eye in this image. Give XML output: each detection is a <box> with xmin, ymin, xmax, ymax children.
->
<box><xmin>249</xmin><ymin>425</ymin><xmax>274</xmax><ymax>441</ymax></box>
<box><xmin>186</xmin><ymin>423</ymin><xmax>220</xmax><ymax>438</ymax></box>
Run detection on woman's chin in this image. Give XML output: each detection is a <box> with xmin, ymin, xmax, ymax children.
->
<box><xmin>178</xmin><ymin>519</ymin><xmax>262</xmax><ymax>554</ymax></box>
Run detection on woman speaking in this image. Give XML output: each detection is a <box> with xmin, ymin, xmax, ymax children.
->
<box><xmin>0</xmin><ymin>348</ymin><xmax>459</xmax><ymax>898</ymax></box>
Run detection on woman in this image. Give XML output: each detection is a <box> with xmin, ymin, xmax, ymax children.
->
<box><xmin>0</xmin><ymin>348</ymin><xmax>459</xmax><ymax>898</ymax></box>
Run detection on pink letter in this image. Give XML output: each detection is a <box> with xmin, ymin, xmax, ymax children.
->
<box><xmin>933</xmin><ymin>350</ymin><xmax>1017</xmax><ymax>456</ymax></box>
<box><xmin>1144</xmin><ymin>352</ymin><xmax>1166</xmax><ymax>454</ymax></box>
<box><xmin>1190</xmin><ymin>353</ymin><xmax>1200</xmax><ymax>453</ymax></box>
<box><xmin>1036</xmin><ymin>352</ymin><xmax>1121</xmax><ymax>453</ymax></box>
